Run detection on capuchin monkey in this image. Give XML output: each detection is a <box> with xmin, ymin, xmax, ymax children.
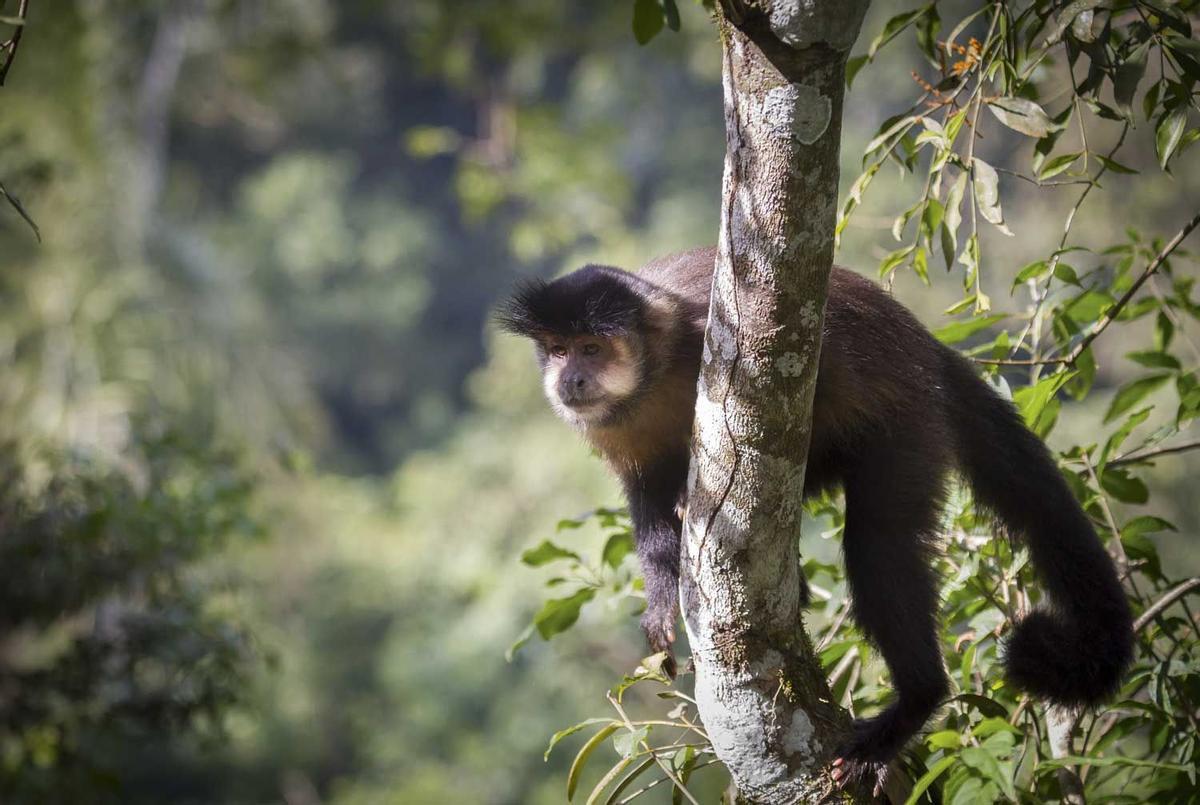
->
<box><xmin>497</xmin><ymin>245</ymin><xmax>1132</xmax><ymax>783</ymax></box>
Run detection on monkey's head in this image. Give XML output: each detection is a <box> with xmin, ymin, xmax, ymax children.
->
<box><xmin>497</xmin><ymin>265</ymin><xmax>655</xmax><ymax>429</ymax></box>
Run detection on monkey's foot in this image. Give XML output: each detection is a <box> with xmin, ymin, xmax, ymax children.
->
<box><xmin>830</xmin><ymin>756</ymin><xmax>889</xmax><ymax>800</ymax></box>
<box><xmin>640</xmin><ymin>606</ymin><xmax>678</xmax><ymax>677</ymax></box>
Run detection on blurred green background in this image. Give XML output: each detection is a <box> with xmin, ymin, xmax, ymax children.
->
<box><xmin>1</xmin><ymin>2</ymin><xmax>1196</xmax><ymax>803</ymax></box>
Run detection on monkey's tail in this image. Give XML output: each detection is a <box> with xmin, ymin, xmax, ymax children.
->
<box><xmin>943</xmin><ymin>350</ymin><xmax>1133</xmax><ymax>706</ymax></box>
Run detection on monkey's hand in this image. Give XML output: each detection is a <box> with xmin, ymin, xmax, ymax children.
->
<box><xmin>830</xmin><ymin>757</ymin><xmax>889</xmax><ymax>800</ymax></box>
<box><xmin>640</xmin><ymin>602</ymin><xmax>679</xmax><ymax>677</ymax></box>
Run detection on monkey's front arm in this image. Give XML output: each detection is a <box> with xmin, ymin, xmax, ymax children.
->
<box><xmin>623</xmin><ymin>465</ymin><xmax>684</xmax><ymax>673</ymax></box>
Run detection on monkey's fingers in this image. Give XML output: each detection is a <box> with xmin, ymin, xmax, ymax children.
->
<box><xmin>662</xmin><ymin>649</ymin><xmax>677</xmax><ymax>679</ymax></box>
<box><xmin>829</xmin><ymin>757</ymin><xmax>888</xmax><ymax>800</ymax></box>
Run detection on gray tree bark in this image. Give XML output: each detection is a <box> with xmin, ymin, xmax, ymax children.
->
<box><xmin>679</xmin><ymin>3</ymin><xmax>869</xmax><ymax>802</ymax></box>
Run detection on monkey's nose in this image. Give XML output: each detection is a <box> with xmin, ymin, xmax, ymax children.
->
<box><xmin>572</xmin><ymin>375</ymin><xmax>586</xmax><ymax>390</ymax></box>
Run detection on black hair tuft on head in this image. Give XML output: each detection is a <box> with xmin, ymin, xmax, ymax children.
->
<box><xmin>495</xmin><ymin>265</ymin><xmax>646</xmax><ymax>338</ymax></box>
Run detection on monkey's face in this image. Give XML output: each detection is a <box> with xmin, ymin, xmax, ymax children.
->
<box><xmin>537</xmin><ymin>334</ymin><xmax>641</xmax><ymax>428</ymax></box>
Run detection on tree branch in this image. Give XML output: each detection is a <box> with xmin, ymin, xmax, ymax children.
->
<box><xmin>0</xmin><ymin>0</ymin><xmax>29</xmax><ymax>86</ymax></box>
<box><xmin>1134</xmin><ymin>578</ymin><xmax>1200</xmax><ymax>632</ymax></box>
<box><xmin>681</xmin><ymin>2</ymin><xmax>869</xmax><ymax>802</ymax></box>
<box><xmin>1064</xmin><ymin>210</ymin><xmax>1200</xmax><ymax>364</ymax></box>
<box><xmin>975</xmin><ymin>211</ymin><xmax>1200</xmax><ymax>368</ymax></box>
<box><xmin>1109</xmin><ymin>439</ymin><xmax>1200</xmax><ymax>468</ymax></box>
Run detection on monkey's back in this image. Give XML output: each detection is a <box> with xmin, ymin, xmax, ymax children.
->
<box><xmin>634</xmin><ymin>246</ymin><xmax>958</xmax><ymax>490</ymax></box>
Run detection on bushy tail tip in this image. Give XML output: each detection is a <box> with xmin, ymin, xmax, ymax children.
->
<box><xmin>1005</xmin><ymin>609</ymin><xmax>1133</xmax><ymax>706</ymax></box>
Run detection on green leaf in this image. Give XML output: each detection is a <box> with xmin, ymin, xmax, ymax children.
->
<box><xmin>534</xmin><ymin>588</ymin><xmax>596</xmax><ymax>639</ymax></box>
<box><xmin>927</xmin><ymin>730</ymin><xmax>964</xmax><ymax>750</ymax></box>
<box><xmin>987</xmin><ymin>97</ymin><xmax>1058</xmax><ymax>138</ymax></box>
<box><xmin>1100</xmin><ymin>407</ymin><xmax>1151</xmax><ymax>467</ymax></box>
<box><xmin>950</xmin><ymin>693</ymin><xmax>1009</xmax><ymax>718</ymax></box>
<box><xmin>604</xmin><ymin>756</ymin><xmax>655</xmax><ymax>804</ymax></box>
<box><xmin>1126</xmin><ymin>350</ymin><xmax>1181</xmax><ymax>371</ymax></box>
<box><xmin>1043</xmin><ymin>0</ymin><xmax>1105</xmax><ymax>46</ymax></box>
<box><xmin>1096</xmin><ymin>154</ymin><xmax>1138</xmax><ymax>174</ymax></box>
<box><xmin>879</xmin><ymin>244</ymin><xmax>915</xmax><ymax>278</ymax></box>
<box><xmin>1114</xmin><ymin>40</ymin><xmax>1150</xmax><ymax>115</ymax></box>
<box><xmin>672</xmin><ymin>745</ymin><xmax>697</xmax><ymax>805</ymax></box>
<box><xmin>1013</xmin><ymin>371</ymin><xmax>1076</xmax><ymax>432</ymax></box>
<box><xmin>506</xmin><ymin>623</ymin><xmax>536</xmax><ymax>661</ymax></box>
<box><xmin>959</xmin><ymin>747</ymin><xmax>1017</xmax><ymax>802</ymax></box>
<box><xmin>1064</xmin><ymin>289</ymin><xmax>1115</xmax><ymax>324</ymax></box>
<box><xmin>972</xmin><ymin>717</ymin><xmax>1021</xmax><ymax>738</ymax></box>
<box><xmin>864</xmin><ymin>115</ymin><xmax>919</xmax><ymax>158</ymax></box>
<box><xmin>1104</xmin><ymin>375</ymin><xmax>1172</xmax><ymax>423</ymax></box>
<box><xmin>632</xmin><ymin>0</ymin><xmax>664</xmax><ymax>45</ymax></box>
<box><xmin>1037</xmin><ymin>152</ymin><xmax>1081</xmax><ymax>181</ymax></box>
<box><xmin>846</xmin><ymin>54</ymin><xmax>869</xmax><ymax>88</ymax></box>
<box><xmin>971</xmin><ymin>159</ymin><xmax>1012</xmax><ymax>235</ymax></box>
<box><xmin>868</xmin><ymin>6</ymin><xmax>931</xmax><ymax>59</ymax></box>
<box><xmin>1102</xmin><ymin>468</ymin><xmax>1149</xmax><ymax>504</ymax></box>
<box><xmin>1143</xmin><ymin>80</ymin><xmax>1162</xmax><ymax>121</ymax></box>
<box><xmin>1013</xmin><ymin>260</ymin><xmax>1049</xmax><ymax>287</ymax></box>
<box><xmin>1053</xmin><ymin>263</ymin><xmax>1080</xmax><ymax>285</ymax></box>
<box><xmin>904</xmin><ymin>756</ymin><xmax>958</xmax><ymax>805</ymax></box>
<box><xmin>942</xmin><ymin>170</ymin><xmax>968</xmax><ymax>269</ymax></box>
<box><xmin>661</xmin><ymin>0</ymin><xmax>680</xmax><ymax>31</ymax></box>
<box><xmin>601</xmin><ymin>531</ymin><xmax>633</xmax><ymax>569</ymax></box>
<box><xmin>1156</xmin><ymin>108</ymin><xmax>1187</xmax><ymax>170</ymax></box>
<box><xmin>569</xmin><ymin>724</ymin><xmax>619</xmax><ymax>800</ymax></box>
<box><xmin>545</xmin><ymin>718</ymin><xmax>618</xmax><ymax>761</ymax></box>
<box><xmin>1121</xmin><ymin>516</ymin><xmax>1176</xmax><ymax>540</ymax></box>
<box><xmin>585</xmin><ymin>755</ymin><xmax>633</xmax><ymax>805</ymax></box>
<box><xmin>521</xmin><ymin>540</ymin><xmax>581</xmax><ymax>566</ymax></box>
<box><xmin>612</xmin><ymin>725</ymin><xmax>649</xmax><ymax>758</ymax></box>
<box><xmin>935</xmin><ymin>314</ymin><xmax>1006</xmax><ymax>345</ymax></box>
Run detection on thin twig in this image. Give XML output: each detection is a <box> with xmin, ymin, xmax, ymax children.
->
<box><xmin>608</xmin><ymin>692</ymin><xmax>702</xmax><ymax>805</ymax></box>
<box><xmin>1007</xmin><ymin>124</ymin><xmax>1130</xmax><ymax>364</ymax></box>
<box><xmin>617</xmin><ymin>758</ymin><xmax>722</xmax><ymax>804</ymax></box>
<box><xmin>994</xmin><ymin>166</ymin><xmax>1092</xmax><ymax>187</ymax></box>
<box><xmin>1110</xmin><ymin>439</ymin><xmax>1200</xmax><ymax>467</ymax></box>
<box><xmin>1065</xmin><ymin>210</ymin><xmax>1200</xmax><ymax>363</ymax></box>
<box><xmin>1147</xmin><ymin>275</ymin><xmax>1200</xmax><ymax>366</ymax></box>
<box><xmin>0</xmin><ymin>0</ymin><xmax>29</xmax><ymax>86</ymax></box>
<box><xmin>1134</xmin><ymin>578</ymin><xmax>1200</xmax><ymax>632</ymax></box>
<box><xmin>981</xmin><ymin>211</ymin><xmax>1200</xmax><ymax>367</ymax></box>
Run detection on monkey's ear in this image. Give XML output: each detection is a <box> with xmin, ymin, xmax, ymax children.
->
<box><xmin>494</xmin><ymin>278</ymin><xmax>552</xmax><ymax>338</ymax></box>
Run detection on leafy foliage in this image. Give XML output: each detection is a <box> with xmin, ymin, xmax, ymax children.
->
<box><xmin>0</xmin><ymin>435</ymin><xmax>262</xmax><ymax>803</ymax></box>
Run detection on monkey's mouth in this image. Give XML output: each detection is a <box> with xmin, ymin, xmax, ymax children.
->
<box><xmin>561</xmin><ymin>396</ymin><xmax>611</xmax><ymax>417</ymax></box>
<box><xmin>563</xmin><ymin>398</ymin><xmax>606</xmax><ymax>413</ymax></box>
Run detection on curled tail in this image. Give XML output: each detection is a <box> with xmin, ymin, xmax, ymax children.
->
<box><xmin>943</xmin><ymin>350</ymin><xmax>1133</xmax><ymax>706</ymax></box>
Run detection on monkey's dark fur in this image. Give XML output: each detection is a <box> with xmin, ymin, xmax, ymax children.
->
<box><xmin>498</xmin><ymin>246</ymin><xmax>1133</xmax><ymax>773</ymax></box>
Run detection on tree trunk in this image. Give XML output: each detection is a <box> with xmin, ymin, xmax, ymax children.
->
<box><xmin>679</xmin><ymin>3</ymin><xmax>869</xmax><ymax>802</ymax></box>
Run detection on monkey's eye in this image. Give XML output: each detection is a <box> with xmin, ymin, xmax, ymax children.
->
<box><xmin>549</xmin><ymin>345</ymin><xmax>568</xmax><ymax>358</ymax></box>
<box><xmin>581</xmin><ymin>343</ymin><xmax>601</xmax><ymax>357</ymax></box>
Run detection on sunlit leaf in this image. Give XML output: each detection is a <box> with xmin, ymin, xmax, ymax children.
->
<box><xmin>545</xmin><ymin>718</ymin><xmax>618</xmax><ymax>761</ymax></box>
<box><xmin>534</xmin><ymin>588</ymin><xmax>596</xmax><ymax>639</ymax></box>
<box><xmin>1104</xmin><ymin>375</ymin><xmax>1172</xmax><ymax>423</ymax></box>
<box><xmin>569</xmin><ymin>723</ymin><xmax>619</xmax><ymax>800</ymax></box>
<box><xmin>934</xmin><ymin>314</ymin><xmax>1006</xmax><ymax>345</ymax></box>
<box><xmin>612</xmin><ymin>725</ymin><xmax>649</xmax><ymax>758</ymax></box>
<box><xmin>521</xmin><ymin>540</ymin><xmax>581</xmax><ymax>566</ymax></box>
<box><xmin>1156</xmin><ymin>108</ymin><xmax>1187</xmax><ymax>170</ymax></box>
<box><xmin>987</xmin><ymin>97</ymin><xmax>1058</xmax><ymax>138</ymax></box>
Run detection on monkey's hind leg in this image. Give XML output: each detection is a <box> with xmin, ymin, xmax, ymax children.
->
<box><xmin>834</xmin><ymin>444</ymin><xmax>950</xmax><ymax>788</ymax></box>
